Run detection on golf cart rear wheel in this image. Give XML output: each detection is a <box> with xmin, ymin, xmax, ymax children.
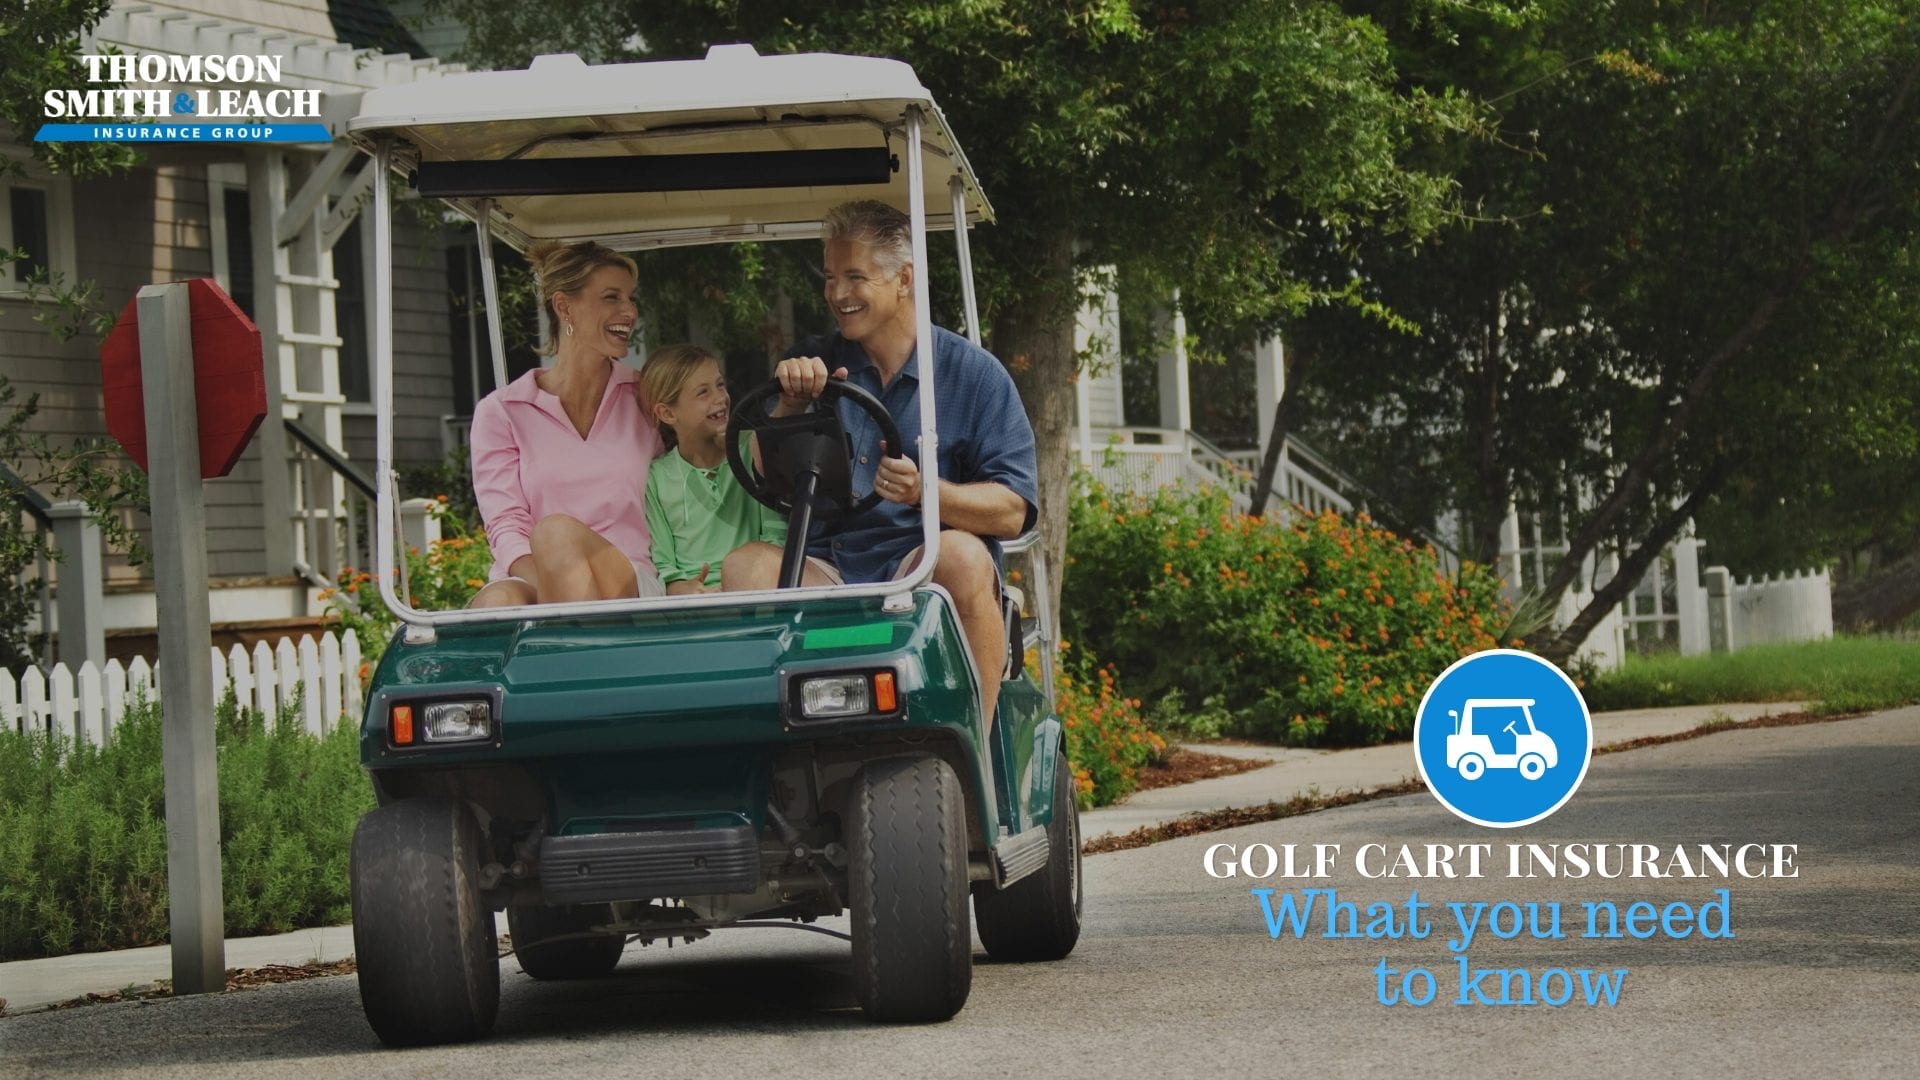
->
<box><xmin>1457</xmin><ymin>754</ymin><xmax>1486</xmax><ymax>781</ymax></box>
<box><xmin>507</xmin><ymin>903</ymin><xmax>625</xmax><ymax>980</ymax></box>
<box><xmin>849</xmin><ymin>755</ymin><xmax>973</xmax><ymax>1022</ymax></box>
<box><xmin>350</xmin><ymin>797</ymin><xmax>500</xmax><ymax>1046</ymax></box>
<box><xmin>974</xmin><ymin>752</ymin><xmax>1082</xmax><ymax>961</ymax></box>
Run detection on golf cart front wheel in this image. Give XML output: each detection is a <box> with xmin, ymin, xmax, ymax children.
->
<box><xmin>849</xmin><ymin>755</ymin><xmax>972</xmax><ymax>1022</ymax></box>
<box><xmin>1518</xmin><ymin>753</ymin><xmax>1548</xmax><ymax>781</ymax></box>
<box><xmin>974</xmin><ymin>751</ymin><xmax>1082</xmax><ymax>961</ymax></box>
<box><xmin>350</xmin><ymin>797</ymin><xmax>500</xmax><ymax>1046</ymax></box>
<box><xmin>1457</xmin><ymin>754</ymin><xmax>1486</xmax><ymax>781</ymax></box>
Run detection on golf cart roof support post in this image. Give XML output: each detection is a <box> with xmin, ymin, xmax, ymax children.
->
<box><xmin>949</xmin><ymin>174</ymin><xmax>982</xmax><ymax>347</ymax></box>
<box><xmin>473</xmin><ymin>200</ymin><xmax>509</xmax><ymax>394</ymax></box>
<box><xmin>372</xmin><ymin>140</ymin><xmax>407</xmax><ymax>622</ymax></box>
<box><xmin>900</xmin><ymin>105</ymin><xmax>940</xmax><ymax>597</ymax></box>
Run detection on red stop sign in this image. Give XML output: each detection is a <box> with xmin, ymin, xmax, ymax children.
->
<box><xmin>100</xmin><ymin>279</ymin><xmax>267</xmax><ymax>479</ymax></box>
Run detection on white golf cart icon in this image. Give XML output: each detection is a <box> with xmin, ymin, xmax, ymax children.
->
<box><xmin>1445</xmin><ymin>698</ymin><xmax>1558</xmax><ymax>781</ymax></box>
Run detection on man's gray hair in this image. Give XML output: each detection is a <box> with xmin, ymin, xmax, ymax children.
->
<box><xmin>823</xmin><ymin>200</ymin><xmax>913</xmax><ymax>278</ymax></box>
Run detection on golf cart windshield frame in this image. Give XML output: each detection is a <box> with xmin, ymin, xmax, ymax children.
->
<box><xmin>364</xmin><ymin>102</ymin><xmax>1000</xmax><ymax>631</ymax></box>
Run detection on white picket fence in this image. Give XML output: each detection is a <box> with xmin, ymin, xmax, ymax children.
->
<box><xmin>0</xmin><ymin>630</ymin><xmax>364</xmax><ymax>745</ymax></box>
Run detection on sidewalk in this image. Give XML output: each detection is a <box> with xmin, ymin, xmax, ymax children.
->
<box><xmin>0</xmin><ymin>701</ymin><xmax>1802</xmax><ymax>1016</ymax></box>
<box><xmin>1079</xmin><ymin>701</ymin><xmax>1799</xmax><ymax>841</ymax></box>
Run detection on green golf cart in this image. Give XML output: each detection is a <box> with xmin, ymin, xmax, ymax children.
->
<box><xmin>344</xmin><ymin>45</ymin><xmax>1078</xmax><ymax>1045</ymax></box>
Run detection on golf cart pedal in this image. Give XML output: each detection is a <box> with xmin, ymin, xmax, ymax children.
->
<box><xmin>538</xmin><ymin>824</ymin><xmax>759</xmax><ymax>904</ymax></box>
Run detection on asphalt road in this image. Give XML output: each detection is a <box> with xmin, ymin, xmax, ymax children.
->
<box><xmin>3</xmin><ymin>708</ymin><xmax>1914</xmax><ymax>1079</ymax></box>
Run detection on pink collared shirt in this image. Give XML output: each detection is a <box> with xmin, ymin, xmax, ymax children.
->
<box><xmin>470</xmin><ymin>361</ymin><xmax>662</xmax><ymax>581</ymax></box>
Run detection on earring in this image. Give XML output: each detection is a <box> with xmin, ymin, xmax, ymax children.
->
<box><xmin>565</xmin><ymin>321</ymin><xmax>574</xmax><ymax>336</ymax></box>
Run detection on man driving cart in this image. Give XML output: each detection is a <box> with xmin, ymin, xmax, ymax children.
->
<box><xmin>723</xmin><ymin>199</ymin><xmax>1038</xmax><ymax>735</ymax></box>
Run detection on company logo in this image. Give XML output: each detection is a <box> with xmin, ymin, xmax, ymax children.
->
<box><xmin>1413</xmin><ymin>649</ymin><xmax>1593</xmax><ymax>828</ymax></box>
<box><xmin>35</xmin><ymin>53</ymin><xmax>328</xmax><ymax>143</ymax></box>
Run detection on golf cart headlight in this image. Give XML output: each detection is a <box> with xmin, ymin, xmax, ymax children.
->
<box><xmin>421</xmin><ymin>700</ymin><xmax>492</xmax><ymax>742</ymax></box>
<box><xmin>799</xmin><ymin>676</ymin><xmax>870</xmax><ymax>718</ymax></box>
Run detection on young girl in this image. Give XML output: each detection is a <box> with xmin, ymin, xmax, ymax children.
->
<box><xmin>639</xmin><ymin>344</ymin><xmax>787</xmax><ymax>593</ymax></box>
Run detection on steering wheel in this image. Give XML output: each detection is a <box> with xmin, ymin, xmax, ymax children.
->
<box><xmin>726</xmin><ymin>375</ymin><xmax>906</xmax><ymax>520</ymax></box>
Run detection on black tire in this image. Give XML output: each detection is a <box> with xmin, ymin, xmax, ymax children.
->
<box><xmin>507</xmin><ymin>903</ymin><xmax>625</xmax><ymax>980</ymax></box>
<box><xmin>350</xmin><ymin>798</ymin><xmax>500</xmax><ymax>1046</ymax></box>
<box><xmin>974</xmin><ymin>751</ymin><xmax>1083</xmax><ymax>961</ymax></box>
<box><xmin>848</xmin><ymin>755</ymin><xmax>973</xmax><ymax>1022</ymax></box>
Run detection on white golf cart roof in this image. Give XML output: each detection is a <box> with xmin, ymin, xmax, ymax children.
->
<box><xmin>348</xmin><ymin>44</ymin><xmax>993</xmax><ymax>252</ymax></box>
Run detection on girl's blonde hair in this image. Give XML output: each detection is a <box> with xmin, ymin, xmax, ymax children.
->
<box><xmin>639</xmin><ymin>343</ymin><xmax>722</xmax><ymax>424</ymax></box>
<box><xmin>525</xmin><ymin>240</ymin><xmax>640</xmax><ymax>356</ymax></box>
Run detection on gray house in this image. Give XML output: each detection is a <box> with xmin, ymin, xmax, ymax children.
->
<box><xmin>4</xmin><ymin>1</ymin><xmax>483</xmax><ymax>663</ymax></box>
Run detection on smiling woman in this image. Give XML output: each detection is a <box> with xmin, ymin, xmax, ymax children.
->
<box><xmin>465</xmin><ymin>240</ymin><xmax>666</xmax><ymax>607</ymax></box>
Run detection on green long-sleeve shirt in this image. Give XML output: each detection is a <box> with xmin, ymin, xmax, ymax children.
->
<box><xmin>645</xmin><ymin>435</ymin><xmax>788</xmax><ymax>587</ymax></box>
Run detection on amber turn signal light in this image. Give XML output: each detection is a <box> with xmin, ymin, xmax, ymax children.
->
<box><xmin>872</xmin><ymin>671</ymin><xmax>897</xmax><ymax>713</ymax></box>
<box><xmin>391</xmin><ymin>704</ymin><xmax>414</xmax><ymax>745</ymax></box>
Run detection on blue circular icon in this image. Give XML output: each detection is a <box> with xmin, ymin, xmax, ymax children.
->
<box><xmin>1413</xmin><ymin>649</ymin><xmax>1592</xmax><ymax>828</ymax></box>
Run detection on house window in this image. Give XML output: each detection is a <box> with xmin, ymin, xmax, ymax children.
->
<box><xmin>8</xmin><ymin>188</ymin><xmax>49</xmax><ymax>283</ymax></box>
<box><xmin>207</xmin><ymin>165</ymin><xmax>253</xmax><ymax>316</ymax></box>
<box><xmin>0</xmin><ymin>164</ymin><xmax>74</xmax><ymax>296</ymax></box>
<box><xmin>335</xmin><ymin>220</ymin><xmax>370</xmax><ymax>403</ymax></box>
<box><xmin>446</xmin><ymin>239</ymin><xmax>540</xmax><ymax>416</ymax></box>
<box><xmin>221</xmin><ymin>187</ymin><xmax>255</xmax><ymax>316</ymax></box>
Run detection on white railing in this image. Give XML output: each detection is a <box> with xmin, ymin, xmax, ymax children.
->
<box><xmin>286</xmin><ymin>419</ymin><xmax>379</xmax><ymax>590</ymax></box>
<box><xmin>1074</xmin><ymin>426</ymin><xmax>1463</xmax><ymax>575</ymax></box>
<box><xmin>1216</xmin><ymin>445</ymin><xmax>1352</xmax><ymax>518</ymax></box>
<box><xmin>0</xmin><ymin>629</ymin><xmax>364</xmax><ymax>746</ymax></box>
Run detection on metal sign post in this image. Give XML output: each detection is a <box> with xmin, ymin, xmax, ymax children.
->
<box><xmin>135</xmin><ymin>281</ymin><xmax>225</xmax><ymax>995</ymax></box>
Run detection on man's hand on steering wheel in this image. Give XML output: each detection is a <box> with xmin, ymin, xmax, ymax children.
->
<box><xmin>726</xmin><ymin>369</ymin><xmax>906</xmax><ymax>519</ymax></box>
<box><xmin>773</xmin><ymin>356</ymin><xmax>848</xmax><ymax>415</ymax></box>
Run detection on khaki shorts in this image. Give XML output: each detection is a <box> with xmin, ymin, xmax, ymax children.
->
<box><xmin>503</xmin><ymin>559</ymin><xmax>665</xmax><ymax>598</ymax></box>
<box><xmin>807</xmin><ymin>544</ymin><xmax>1000</xmax><ymax>591</ymax></box>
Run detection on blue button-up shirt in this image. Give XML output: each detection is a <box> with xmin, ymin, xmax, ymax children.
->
<box><xmin>798</xmin><ymin>325</ymin><xmax>1039</xmax><ymax>583</ymax></box>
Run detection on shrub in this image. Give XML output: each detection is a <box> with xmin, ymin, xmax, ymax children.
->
<box><xmin>321</xmin><ymin>498</ymin><xmax>493</xmax><ymax>669</ymax></box>
<box><xmin>0</xmin><ymin>374</ymin><xmax>148</xmax><ymax>673</ymax></box>
<box><xmin>1063</xmin><ymin>476</ymin><xmax>1509</xmax><ymax>746</ymax></box>
<box><xmin>1048</xmin><ymin>640</ymin><xmax>1166</xmax><ymax>808</ymax></box>
<box><xmin>0</xmin><ymin>689</ymin><xmax>373</xmax><ymax>960</ymax></box>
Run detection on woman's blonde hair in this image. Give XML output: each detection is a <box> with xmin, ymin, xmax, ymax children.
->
<box><xmin>525</xmin><ymin>240</ymin><xmax>640</xmax><ymax>356</ymax></box>
<box><xmin>639</xmin><ymin>343</ymin><xmax>722</xmax><ymax>425</ymax></box>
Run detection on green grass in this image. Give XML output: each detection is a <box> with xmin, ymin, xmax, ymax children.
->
<box><xmin>1583</xmin><ymin>636</ymin><xmax>1920</xmax><ymax>715</ymax></box>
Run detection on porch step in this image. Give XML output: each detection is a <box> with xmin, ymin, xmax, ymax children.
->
<box><xmin>93</xmin><ymin>577</ymin><xmax>329</xmax><ymax>660</ymax></box>
<box><xmin>105</xmin><ymin>615</ymin><xmax>337</xmax><ymax>669</ymax></box>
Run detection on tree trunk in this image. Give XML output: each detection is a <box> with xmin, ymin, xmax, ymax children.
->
<box><xmin>1468</xmin><ymin>293</ymin><xmax>1508</xmax><ymax>567</ymax></box>
<box><xmin>1537</xmin><ymin>469</ymin><xmax>1726</xmax><ymax>663</ymax></box>
<box><xmin>1248</xmin><ymin>357</ymin><xmax>1303</xmax><ymax>519</ymax></box>
<box><xmin>991</xmin><ymin>231</ymin><xmax>1078</xmax><ymax>623</ymax></box>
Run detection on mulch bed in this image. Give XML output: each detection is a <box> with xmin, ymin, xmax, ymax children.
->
<box><xmin>1082</xmin><ymin>707</ymin><xmax>1856</xmax><ymax>856</ymax></box>
<box><xmin>19</xmin><ymin>938</ymin><xmax>522</xmax><ymax>1016</ymax></box>
<box><xmin>34</xmin><ymin>959</ymin><xmax>361</xmax><ymax>1013</ymax></box>
<box><xmin>1130</xmin><ymin>747</ymin><xmax>1273</xmax><ymax>794</ymax></box>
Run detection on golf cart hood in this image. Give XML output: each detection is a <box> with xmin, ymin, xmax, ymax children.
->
<box><xmin>364</xmin><ymin>592</ymin><xmax>977</xmax><ymax>753</ymax></box>
<box><xmin>347</xmin><ymin>45</ymin><xmax>993</xmax><ymax>251</ymax></box>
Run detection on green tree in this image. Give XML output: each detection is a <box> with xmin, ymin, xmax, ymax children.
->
<box><xmin>0</xmin><ymin>0</ymin><xmax>140</xmax><ymax>182</ymax></box>
<box><xmin>1288</xmin><ymin>0</ymin><xmax>1920</xmax><ymax>658</ymax></box>
<box><xmin>431</xmin><ymin>0</ymin><xmax>1500</xmax><ymax>610</ymax></box>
